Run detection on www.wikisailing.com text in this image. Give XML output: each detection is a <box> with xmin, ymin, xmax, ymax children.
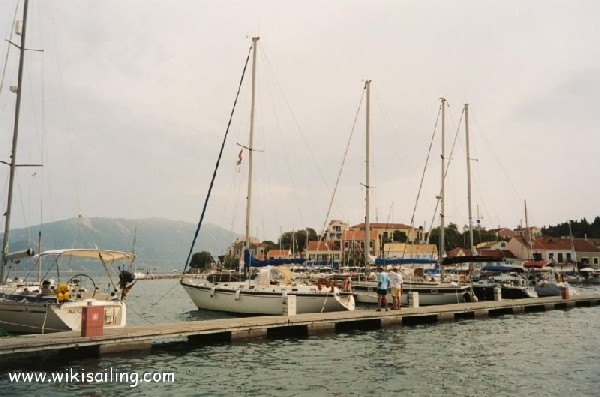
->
<box><xmin>8</xmin><ymin>367</ymin><xmax>175</xmax><ymax>388</ymax></box>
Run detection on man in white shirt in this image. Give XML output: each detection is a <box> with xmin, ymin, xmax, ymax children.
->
<box><xmin>388</xmin><ymin>267</ymin><xmax>404</xmax><ymax>310</ymax></box>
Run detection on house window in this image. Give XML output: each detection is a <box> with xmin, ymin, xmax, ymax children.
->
<box><xmin>557</xmin><ymin>253</ymin><xmax>564</xmax><ymax>262</ymax></box>
<box><xmin>566</xmin><ymin>252</ymin><xmax>572</xmax><ymax>261</ymax></box>
<box><xmin>594</xmin><ymin>257</ymin><xmax>599</xmax><ymax>265</ymax></box>
<box><xmin>548</xmin><ymin>253</ymin><xmax>554</xmax><ymax>260</ymax></box>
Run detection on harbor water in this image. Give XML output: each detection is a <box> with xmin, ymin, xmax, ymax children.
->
<box><xmin>2</xmin><ymin>279</ymin><xmax>599</xmax><ymax>396</ymax></box>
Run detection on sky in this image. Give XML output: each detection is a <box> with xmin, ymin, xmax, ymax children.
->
<box><xmin>1</xmin><ymin>0</ymin><xmax>599</xmax><ymax>243</ymax></box>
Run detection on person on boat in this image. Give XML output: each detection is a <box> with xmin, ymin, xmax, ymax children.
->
<box><xmin>376</xmin><ymin>266</ymin><xmax>390</xmax><ymax>311</ymax></box>
<box><xmin>388</xmin><ymin>268</ymin><xmax>403</xmax><ymax>310</ymax></box>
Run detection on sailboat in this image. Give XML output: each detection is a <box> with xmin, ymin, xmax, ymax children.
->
<box><xmin>348</xmin><ymin>94</ymin><xmax>472</xmax><ymax>306</ymax></box>
<box><xmin>457</xmin><ymin>110</ymin><xmax>536</xmax><ymax>300</ymax></box>
<box><xmin>520</xmin><ymin>203</ymin><xmax>576</xmax><ymax>297</ymax></box>
<box><xmin>180</xmin><ymin>37</ymin><xmax>354</xmax><ymax>315</ymax></box>
<box><xmin>0</xmin><ymin>0</ymin><xmax>135</xmax><ymax>334</ymax></box>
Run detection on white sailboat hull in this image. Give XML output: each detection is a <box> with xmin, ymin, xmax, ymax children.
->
<box><xmin>181</xmin><ymin>279</ymin><xmax>354</xmax><ymax>315</ymax></box>
<box><xmin>352</xmin><ymin>282</ymin><xmax>470</xmax><ymax>306</ymax></box>
<box><xmin>0</xmin><ymin>298</ymin><xmax>126</xmax><ymax>334</ymax></box>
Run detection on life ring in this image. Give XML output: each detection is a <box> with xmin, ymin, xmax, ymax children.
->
<box><xmin>57</xmin><ymin>283</ymin><xmax>71</xmax><ymax>302</ymax></box>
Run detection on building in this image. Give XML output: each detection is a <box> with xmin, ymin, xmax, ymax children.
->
<box><xmin>382</xmin><ymin>243</ymin><xmax>438</xmax><ymax>260</ymax></box>
<box><xmin>304</xmin><ymin>240</ymin><xmax>341</xmax><ymax>265</ymax></box>
<box><xmin>266</xmin><ymin>249</ymin><xmax>293</xmax><ymax>260</ymax></box>
<box><xmin>225</xmin><ymin>236</ymin><xmax>267</xmax><ymax>260</ymax></box>
<box><xmin>341</xmin><ymin>228</ymin><xmax>379</xmax><ymax>263</ymax></box>
<box><xmin>507</xmin><ymin>237</ymin><xmax>574</xmax><ymax>263</ymax></box>
<box><xmin>350</xmin><ymin>222</ymin><xmax>424</xmax><ymax>256</ymax></box>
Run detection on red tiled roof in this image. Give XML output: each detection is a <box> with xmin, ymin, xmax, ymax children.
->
<box><xmin>342</xmin><ymin>229</ymin><xmax>378</xmax><ymax>240</ymax></box>
<box><xmin>569</xmin><ymin>239</ymin><xmax>600</xmax><ymax>252</ymax></box>
<box><xmin>306</xmin><ymin>241</ymin><xmax>336</xmax><ymax>251</ymax></box>
<box><xmin>350</xmin><ymin>222</ymin><xmax>413</xmax><ymax>230</ymax></box>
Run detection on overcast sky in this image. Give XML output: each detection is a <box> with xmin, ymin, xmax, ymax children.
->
<box><xmin>1</xmin><ymin>0</ymin><xmax>599</xmax><ymax>243</ymax></box>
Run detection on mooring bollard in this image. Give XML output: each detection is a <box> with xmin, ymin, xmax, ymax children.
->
<box><xmin>408</xmin><ymin>292</ymin><xmax>420</xmax><ymax>308</ymax></box>
<box><xmin>283</xmin><ymin>293</ymin><xmax>297</xmax><ymax>316</ymax></box>
<box><xmin>494</xmin><ymin>286</ymin><xmax>502</xmax><ymax>301</ymax></box>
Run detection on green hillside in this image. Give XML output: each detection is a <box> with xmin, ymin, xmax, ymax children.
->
<box><xmin>2</xmin><ymin>217</ymin><xmax>238</xmax><ymax>272</ymax></box>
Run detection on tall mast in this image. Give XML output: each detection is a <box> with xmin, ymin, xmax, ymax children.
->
<box><xmin>568</xmin><ymin>220</ymin><xmax>576</xmax><ymax>269</ymax></box>
<box><xmin>1</xmin><ymin>0</ymin><xmax>29</xmax><ymax>284</ymax></box>
<box><xmin>244</xmin><ymin>36</ymin><xmax>259</xmax><ymax>269</ymax></box>
<box><xmin>364</xmin><ymin>80</ymin><xmax>371</xmax><ymax>265</ymax></box>
<box><xmin>524</xmin><ymin>199</ymin><xmax>531</xmax><ymax>258</ymax></box>
<box><xmin>439</xmin><ymin>98</ymin><xmax>446</xmax><ymax>261</ymax></box>
<box><xmin>464</xmin><ymin>104</ymin><xmax>476</xmax><ymax>256</ymax></box>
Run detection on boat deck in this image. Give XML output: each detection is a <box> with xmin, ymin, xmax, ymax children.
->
<box><xmin>1</xmin><ymin>293</ymin><xmax>598</xmax><ymax>365</ymax></box>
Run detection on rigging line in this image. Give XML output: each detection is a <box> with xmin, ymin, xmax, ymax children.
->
<box><xmin>182</xmin><ymin>44</ymin><xmax>252</xmax><ymax>274</ymax></box>
<box><xmin>427</xmin><ymin>109</ymin><xmax>464</xmax><ymax>247</ymax></box>
<box><xmin>260</xmin><ymin>52</ymin><xmax>306</xmax><ymax>230</ymax></box>
<box><xmin>259</xmin><ymin>45</ymin><xmax>331</xmax><ymax>193</ymax></box>
<box><xmin>317</xmin><ymin>85</ymin><xmax>366</xmax><ymax>245</ymax></box>
<box><xmin>383</xmin><ymin>202</ymin><xmax>394</xmax><ymax>257</ymax></box>
<box><xmin>0</xmin><ymin>1</ymin><xmax>19</xmax><ymax>99</ymax></box>
<box><xmin>406</xmin><ymin>102</ymin><xmax>442</xmax><ymax>257</ymax></box>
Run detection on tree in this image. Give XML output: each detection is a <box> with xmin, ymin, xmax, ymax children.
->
<box><xmin>392</xmin><ymin>230</ymin><xmax>408</xmax><ymax>243</ymax></box>
<box><xmin>278</xmin><ymin>228</ymin><xmax>318</xmax><ymax>252</ymax></box>
<box><xmin>189</xmin><ymin>251</ymin><xmax>214</xmax><ymax>270</ymax></box>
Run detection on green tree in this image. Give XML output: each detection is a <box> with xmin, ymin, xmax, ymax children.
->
<box><xmin>189</xmin><ymin>251</ymin><xmax>214</xmax><ymax>270</ymax></box>
<box><xmin>278</xmin><ymin>228</ymin><xmax>318</xmax><ymax>252</ymax></box>
<box><xmin>392</xmin><ymin>230</ymin><xmax>408</xmax><ymax>243</ymax></box>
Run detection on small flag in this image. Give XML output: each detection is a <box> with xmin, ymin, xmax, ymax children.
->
<box><xmin>236</xmin><ymin>149</ymin><xmax>243</xmax><ymax>166</ymax></box>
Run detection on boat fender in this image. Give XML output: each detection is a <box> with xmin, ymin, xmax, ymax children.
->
<box><xmin>317</xmin><ymin>279</ymin><xmax>323</xmax><ymax>291</ymax></box>
<box><xmin>330</xmin><ymin>279</ymin><xmax>337</xmax><ymax>292</ymax></box>
<box><xmin>57</xmin><ymin>283</ymin><xmax>70</xmax><ymax>302</ymax></box>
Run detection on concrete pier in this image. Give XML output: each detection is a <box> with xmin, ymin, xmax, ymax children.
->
<box><xmin>1</xmin><ymin>293</ymin><xmax>598</xmax><ymax>366</ymax></box>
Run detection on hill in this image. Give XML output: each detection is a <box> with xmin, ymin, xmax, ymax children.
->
<box><xmin>2</xmin><ymin>217</ymin><xmax>238</xmax><ymax>272</ymax></box>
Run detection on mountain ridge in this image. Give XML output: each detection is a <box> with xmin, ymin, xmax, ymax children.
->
<box><xmin>2</xmin><ymin>217</ymin><xmax>238</xmax><ymax>272</ymax></box>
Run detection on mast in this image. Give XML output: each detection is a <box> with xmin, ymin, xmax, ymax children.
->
<box><xmin>464</xmin><ymin>103</ymin><xmax>476</xmax><ymax>256</ymax></box>
<box><xmin>243</xmin><ymin>36</ymin><xmax>259</xmax><ymax>276</ymax></box>
<box><xmin>1</xmin><ymin>0</ymin><xmax>29</xmax><ymax>284</ymax></box>
<box><xmin>568</xmin><ymin>220</ymin><xmax>576</xmax><ymax>271</ymax></box>
<box><xmin>439</xmin><ymin>98</ymin><xmax>446</xmax><ymax>262</ymax></box>
<box><xmin>364</xmin><ymin>80</ymin><xmax>371</xmax><ymax>266</ymax></box>
<box><xmin>524</xmin><ymin>200</ymin><xmax>532</xmax><ymax>259</ymax></box>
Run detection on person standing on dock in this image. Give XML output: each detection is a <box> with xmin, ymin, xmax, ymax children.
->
<box><xmin>389</xmin><ymin>267</ymin><xmax>403</xmax><ymax>310</ymax></box>
<box><xmin>376</xmin><ymin>267</ymin><xmax>390</xmax><ymax>311</ymax></box>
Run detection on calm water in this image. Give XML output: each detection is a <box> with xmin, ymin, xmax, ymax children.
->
<box><xmin>2</xmin><ymin>279</ymin><xmax>599</xmax><ymax>396</ymax></box>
